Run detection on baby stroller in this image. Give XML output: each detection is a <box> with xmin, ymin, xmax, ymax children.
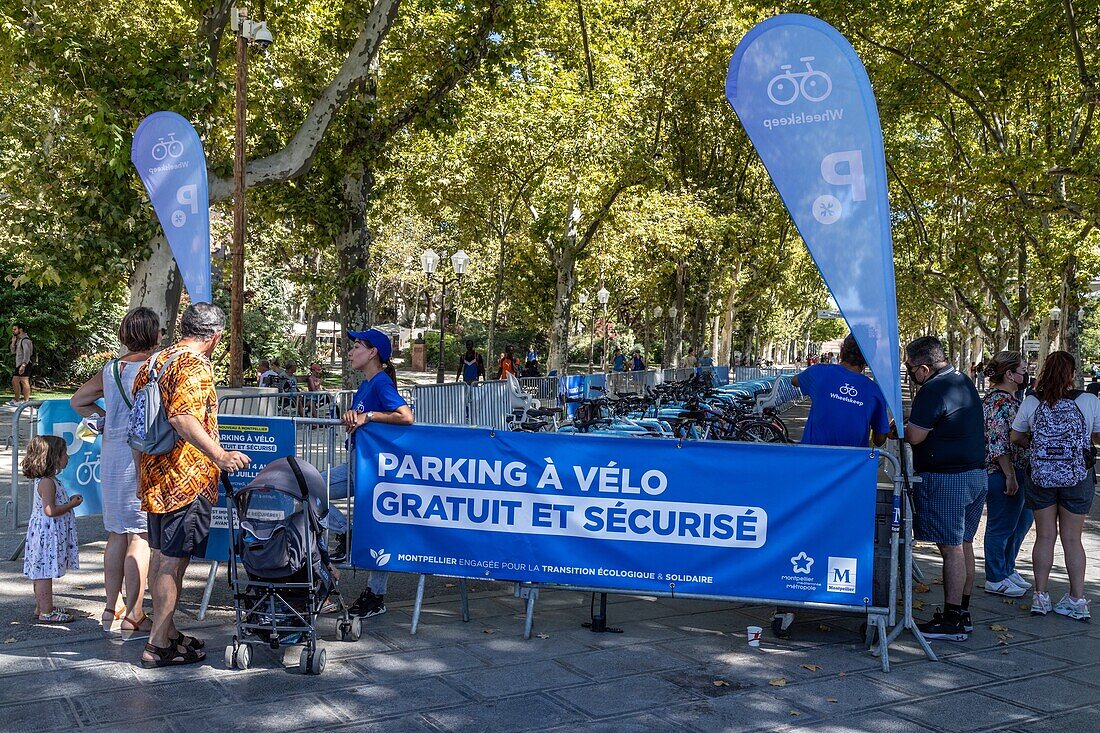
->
<box><xmin>223</xmin><ymin>456</ymin><xmax>359</xmax><ymax>675</ymax></box>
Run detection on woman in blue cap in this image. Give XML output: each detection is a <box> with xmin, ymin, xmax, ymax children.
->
<box><xmin>342</xmin><ymin>327</ymin><xmax>414</xmax><ymax>619</ymax></box>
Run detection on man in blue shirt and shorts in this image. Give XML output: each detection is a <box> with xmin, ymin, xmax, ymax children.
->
<box><xmin>771</xmin><ymin>334</ymin><xmax>890</xmax><ymax>638</ymax></box>
<box><xmin>342</xmin><ymin>328</ymin><xmax>414</xmax><ymax>619</ymax></box>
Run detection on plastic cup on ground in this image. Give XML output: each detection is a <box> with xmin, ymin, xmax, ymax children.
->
<box><xmin>747</xmin><ymin>625</ymin><xmax>763</xmax><ymax>647</ymax></box>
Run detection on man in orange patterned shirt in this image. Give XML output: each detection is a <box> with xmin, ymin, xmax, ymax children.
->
<box><xmin>134</xmin><ymin>302</ymin><xmax>250</xmax><ymax>668</ymax></box>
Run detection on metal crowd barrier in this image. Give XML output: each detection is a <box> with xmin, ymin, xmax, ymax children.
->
<box><xmin>605</xmin><ymin>370</ymin><xmax>658</xmax><ymax>396</ymax></box>
<box><xmin>754</xmin><ymin>375</ymin><xmax>804</xmax><ymax>414</ymax></box>
<box><xmin>217</xmin><ymin>389</ymin><xmax>355</xmax><ymax>421</ymax></box>
<box><xmin>517</xmin><ymin>376</ymin><xmax>560</xmax><ymax>403</ymax></box>
<box><xmin>662</xmin><ymin>367</ymin><xmax>695</xmax><ymax>383</ymax></box>
<box><xmin>5</xmin><ymin>402</ymin><xmax>41</xmax><ymax>550</ymax></box>
<box><xmin>469</xmin><ymin>381</ymin><xmax>516</xmax><ymax>430</ymax></box>
<box><xmin>410</xmin><ymin>382</ymin><xmax>469</xmax><ymax>425</ymax></box>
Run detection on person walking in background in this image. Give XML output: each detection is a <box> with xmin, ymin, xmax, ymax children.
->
<box><xmin>903</xmin><ymin>336</ymin><xmax>986</xmax><ymax>642</ymax></box>
<box><xmin>497</xmin><ymin>344</ymin><xmax>519</xmax><ymax>379</ymax></box>
<box><xmin>975</xmin><ymin>360</ymin><xmax>987</xmax><ymax>393</ymax></box>
<box><xmin>341</xmin><ymin>327</ymin><xmax>414</xmax><ymax>619</ymax></box>
<box><xmin>631</xmin><ymin>349</ymin><xmax>645</xmax><ymax>371</ymax></box>
<box><xmin>457</xmin><ymin>341</ymin><xmax>485</xmax><ymax>384</ymax></box>
<box><xmin>525</xmin><ymin>343</ymin><xmax>538</xmax><ymax>366</ymax></box>
<box><xmin>980</xmin><ymin>352</ymin><xmax>1034</xmax><ymax>598</ymax></box>
<box><xmin>612</xmin><ymin>347</ymin><xmax>626</xmax><ymax>372</ymax></box>
<box><xmin>9</xmin><ymin>322</ymin><xmax>33</xmax><ymax>405</ymax></box>
<box><xmin>684</xmin><ymin>349</ymin><xmax>698</xmax><ymax>370</ymax></box>
<box><xmin>1011</xmin><ymin>351</ymin><xmax>1100</xmax><ymax>621</ymax></box>
<box><xmin>257</xmin><ymin>359</ymin><xmax>276</xmax><ymax>386</ymax></box>
<box><xmin>22</xmin><ymin>435</ymin><xmax>81</xmax><ymax>624</ymax></box>
<box><xmin>71</xmin><ymin>306</ymin><xmax>160</xmax><ymax>633</ymax></box>
<box><xmin>134</xmin><ymin>303</ymin><xmax>250</xmax><ymax>668</ymax></box>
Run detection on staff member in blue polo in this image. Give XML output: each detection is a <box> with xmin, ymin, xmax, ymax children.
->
<box><xmin>342</xmin><ymin>327</ymin><xmax>414</xmax><ymax>619</ymax></box>
<box><xmin>770</xmin><ymin>333</ymin><xmax>890</xmax><ymax>638</ymax></box>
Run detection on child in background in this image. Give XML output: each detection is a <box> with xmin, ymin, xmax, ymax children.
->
<box><xmin>22</xmin><ymin>435</ymin><xmax>82</xmax><ymax>624</ymax></box>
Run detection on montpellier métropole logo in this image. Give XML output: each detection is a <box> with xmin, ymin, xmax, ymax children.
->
<box><xmin>790</xmin><ymin>551</ymin><xmax>814</xmax><ymax>574</ymax></box>
<box><xmin>370</xmin><ymin>548</ymin><xmax>391</xmax><ymax>567</ymax></box>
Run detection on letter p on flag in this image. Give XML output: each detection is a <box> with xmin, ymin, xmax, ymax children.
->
<box><xmin>821</xmin><ymin>150</ymin><xmax>866</xmax><ymax>201</ymax></box>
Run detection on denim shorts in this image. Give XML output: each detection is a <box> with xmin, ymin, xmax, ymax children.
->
<box><xmin>913</xmin><ymin>469</ymin><xmax>987</xmax><ymax>545</ymax></box>
<box><xmin>1025</xmin><ymin>471</ymin><xmax>1095</xmax><ymax>515</ymax></box>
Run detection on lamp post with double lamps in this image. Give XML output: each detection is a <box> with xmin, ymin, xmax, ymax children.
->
<box><xmin>421</xmin><ymin>248</ymin><xmax>471</xmax><ymax>384</ymax></box>
<box><xmin>667</xmin><ymin>305</ymin><xmax>679</xmax><ymax>368</ymax></box>
<box><xmin>652</xmin><ymin>306</ymin><xmax>663</xmax><ymax>367</ymax></box>
<box><xmin>579</xmin><ymin>291</ymin><xmax>595</xmax><ymax>373</ymax></box>
<box><xmin>229</xmin><ymin>6</ymin><xmax>274</xmax><ymax>387</ymax></box>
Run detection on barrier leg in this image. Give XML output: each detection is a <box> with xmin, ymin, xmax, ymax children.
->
<box><xmin>873</xmin><ymin>614</ymin><xmax>890</xmax><ymax>672</ymax></box>
<box><xmin>410</xmin><ymin>574</ymin><xmax>426</xmax><ymax>635</ymax></box>
<box><xmin>197</xmin><ymin>561</ymin><xmax>219</xmax><ymax>621</ymax></box>
<box><xmin>460</xmin><ymin>578</ymin><xmax>470</xmax><ymax>622</ymax></box>
<box><xmin>523</xmin><ymin>586</ymin><xmax>538</xmax><ymax>640</ymax></box>
<box><xmin>8</xmin><ymin>537</ymin><xmax>25</xmax><ymax>562</ymax></box>
<box><xmin>883</xmin><ymin>494</ymin><xmax>938</xmax><ymax>663</ymax></box>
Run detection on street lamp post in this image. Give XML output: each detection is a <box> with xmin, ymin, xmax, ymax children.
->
<box><xmin>421</xmin><ymin>248</ymin><xmax>470</xmax><ymax>383</ymax></box>
<box><xmin>652</xmin><ymin>306</ymin><xmax>663</xmax><ymax>368</ymax></box>
<box><xmin>229</xmin><ymin>6</ymin><xmax>273</xmax><ymax>387</ymax></box>
<box><xmin>597</xmin><ymin>284</ymin><xmax>610</xmax><ymax>373</ymax></box>
<box><xmin>667</xmin><ymin>305</ymin><xmax>678</xmax><ymax>368</ymax></box>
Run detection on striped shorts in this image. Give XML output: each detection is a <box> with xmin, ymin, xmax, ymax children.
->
<box><xmin>913</xmin><ymin>469</ymin><xmax>987</xmax><ymax>545</ymax></box>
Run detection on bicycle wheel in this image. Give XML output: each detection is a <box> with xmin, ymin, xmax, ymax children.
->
<box><xmin>737</xmin><ymin>420</ymin><xmax>787</xmax><ymax>443</ymax></box>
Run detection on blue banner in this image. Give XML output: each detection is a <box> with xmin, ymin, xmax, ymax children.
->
<box><xmin>726</xmin><ymin>15</ymin><xmax>903</xmax><ymax>431</ymax></box>
<box><xmin>199</xmin><ymin>415</ymin><xmax>296</xmax><ymax>561</ymax></box>
<box><xmin>36</xmin><ymin>400</ymin><xmax>103</xmax><ymax>516</ymax></box>
<box><xmin>131</xmin><ymin>111</ymin><xmax>212</xmax><ymax>303</ymax></box>
<box><xmin>353</xmin><ymin>424</ymin><xmax>878</xmax><ymax>605</ymax></box>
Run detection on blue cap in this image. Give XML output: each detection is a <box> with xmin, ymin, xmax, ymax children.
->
<box><xmin>347</xmin><ymin>327</ymin><xmax>392</xmax><ymax>362</ymax></box>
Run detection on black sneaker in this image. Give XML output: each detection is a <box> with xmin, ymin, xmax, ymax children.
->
<box><xmin>328</xmin><ymin>533</ymin><xmax>348</xmax><ymax>564</ymax></box>
<box><xmin>349</xmin><ymin>590</ymin><xmax>386</xmax><ymax>618</ymax></box>
<box><xmin>918</xmin><ymin>611</ymin><xmax>968</xmax><ymax>641</ymax></box>
<box><xmin>960</xmin><ymin>610</ymin><xmax>973</xmax><ymax>633</ymax></box>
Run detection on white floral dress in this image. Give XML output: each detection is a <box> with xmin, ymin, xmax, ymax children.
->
<box><xmin>23</xmin><ymin>478</ymin><xmax>80</xmax><ymax>580</ymax></box>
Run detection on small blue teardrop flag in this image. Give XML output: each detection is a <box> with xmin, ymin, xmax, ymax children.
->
<box><xmin>727</xmin><ymin>14</ymin><xmax>903</xmax><ymax>432</ymax></box>
<box><xmin>131</xmin><ymin>111</ymin><xmax>212</xmax><ymax>303</ymax></box>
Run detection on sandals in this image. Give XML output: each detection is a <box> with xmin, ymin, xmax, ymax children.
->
<box><xmin>120</xmin><ymin>614</ymin><xmax>154</xmax><ymax>638</ymax></box>
<box><xmin>102</xmin><ymin>605</ymin><xmax>127</xmax><ymax>629</ymax></box>
<box><xmin>37</xmin><ymin>610</ymin><xmax>74</xmax><ymax>624</ymax></box>
<box><xmin>141</xmin><ymin>642</ymin><xmax>206</xmax><ymax>668</ymax></box>
<box><xmin>170</xmin><ymin>631</ymin><xmax>205</xmax><ymax>650</ymax></box>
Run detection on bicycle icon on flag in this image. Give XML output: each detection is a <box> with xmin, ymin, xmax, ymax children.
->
<box><xmin>766</xmin><ymin>57</ymin><xmax>833</xmax><ymax>106</ymax></box>
<box><xmin>151</xmin><ymin>133</ymin><xmax>184</xmax><ymax>161</ymax></box>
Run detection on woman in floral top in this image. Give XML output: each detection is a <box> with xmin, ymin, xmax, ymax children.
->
<box><xmin>982</xmin><ymin>351</ymin><xmax>1034</xmax><ymax>597</ymax></box>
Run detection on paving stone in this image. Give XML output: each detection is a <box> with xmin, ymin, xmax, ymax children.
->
<box><xmin>551</xmin><ymin>674</ymin><xmax>701</xmax><ymax>718</ymax></box>
<box><xmin>0</xmin><ymin>698</ymin><xmax>78</xmax><ymax>732</ymax></box>
<box><xmin>463</xmin><ymin>634</ymin><xmax>597</xmax><ymax>665</ymax></box>
<box><xmin>887</xmin><ymin>691</ymin><xmax>1035</xmax><ymax>733</ymax></box>
<box><xmin>217</xmin><ymin>654</ymin><xmax>372</xmax><ymax>702</ymax></box>
<box><xmin>1023</xmin><ymin>633</ymin><xmax>1100</xmax><ymax>665</ymax></box>
<box><xmin>790</xmin><ymin>709</ymin><xmax>938</xmax><ymax>733</ymax></box>
<box><xmin>322</xmin><ymin>716</ymin><xmax>437</xmax><ymax>733</ymax></box>
<box><xmin>655</xmin><ymin>609</ymin><xmax>763</xmax><ymax>635</ymax></box>
<box><xmin>0</xmin><ymin>661</ymin><xmax>136</xmax><ymax>704</ymax></box>
<box><xmin>71</xmin><ymin>679</ymin><xmax>230</xmax><ymax>725</ymax></box>
<box><xmin>1005</xmin><ymin>704</ymin><xmax>1100</xmax><ymax>732</ymax></box>
<box><xmin>446</xmin><ymin>659</ymin><xmax>589</xmax><ymax>699</ymax></box>
<box><xmin>556</xmin><ymin>644</ymin><xmax>695</xmax><ymax>680</ymax></box>
<box><xmin>185</xmin><ymin>694</ymin><xmax>343</xmax><ymax>731</ymax></box>
<box><xmin>875</xmin><ymin>660</ymin><xmax>996</xmax><ymax>696</ymax></box>
<box><xmin>947</xmin><ymin>646</ymin><xmax>1069</xmax><ymax>678</ymax></box>
<box><xmin>80</xmin><ymin>718</ymin><xmax>179</xmax><ymax>733</ymax></box>
<box><xmin>552</xmin><ymin>620</ymin><xmax>685</xmax><ymax>649</ymax></box>
<box><xmin>377</xmin><ymin>619</ymin><xmax>502</xmax><ymax>651</ymax></box>
<box><xmin>0</xmin><ymin>650</ymin><xmax>48</xmax><ymax>676</ymax></box>
<box><xmin>423</xmin><ymin>692</ymin><xmax>589</xmax><ymax>732</ymax></box>
<box><xmin>43</xmin><ymin>637</ymin><xmax>147</xmax><ymax>668</ymax></box>
<box><xmin>769</xmin><ymin>673</ymin><xmax>909</xmax><ymax>714</ymax></box>
<box><xmin>662</xmin><ymin>689</ymin><xmax>819</xmax><ymax>732</ymax></box>
<box><xmin>982</xmin><ymin>674</ymin><xmax>1100</xmax><ymax>714</ymax></box>
<box><xmin>354</xmin><ymin>644</ymin><xmax>488</xmax><ymax>682</ymax></box>
<box><xmin>320</xmin><ymin>677</ymin><xmax>471</xmax><ymax>720</ymax></box>
<box><xmin>543</xmin><ymin>712</ymin><xmax>672</xmax><ymax>732</ymax></box>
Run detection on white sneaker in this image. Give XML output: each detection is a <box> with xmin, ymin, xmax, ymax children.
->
<box><xmin>1054</xmin><ymin>594</ymin><xmax>1091</xmax><ymax>622</ymax></box>
<box><xmin>1007</xmin><ymin>572</ymin><xmax>1031</xmax><ymax>590</ymax></box>
<box><xmin>1031</xmin><ymin>591</ymin><xmax>1053</xmax><ymax>616</ymax></box>
<box><xmin>985</xmin><ymin>579</ymin><xmax>1026</xmax><ymax>597</ymax></box>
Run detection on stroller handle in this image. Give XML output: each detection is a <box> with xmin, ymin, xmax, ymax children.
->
<box><xmin>220</xmin><ymin>471</ymin><xmax>236</xmax><ymax>497</ymax></box>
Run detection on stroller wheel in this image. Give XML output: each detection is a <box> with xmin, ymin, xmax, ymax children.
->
<box><xmin>298</xmin><ymin>648</ymin><xmax>309</xmax><ymax>674</ymax></box>
<box><xmin>335</xmin><ymin>622</ymin><xmax>347</xmax><ymax>642</ymax></box>
<box><xmin>299</xmin><ymin>646</ymin><xmax>326</xmax><ymax>675</ymax></box>
<box><xmin>348</xmin><ymin>617</ymin><xmax>362</xmax><ymax>642</ymax></box>
<box><xmin>312</xmin><ymin>647</ymin><xmax>326</xmax><ymax>674</ymax></box>
<box><xmin>236</xmin><ymin>643</ymin><xmax>253</xmax><ymax>670</ymax></box>
<box><xmin>224</xmin><ymin>644</ymin><xmax>235</xmax><ymax>669</ymax></box>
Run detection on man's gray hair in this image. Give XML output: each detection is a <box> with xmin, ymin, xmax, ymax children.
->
<box><xmin>180</xmin><ymin>302</ymin><xmax>226</xmax><ymax>340</ymax></box>
<box><xmin>905</xmin><ymin>336</ymin><xmax>946</xmax><ymax>366</ymax></box>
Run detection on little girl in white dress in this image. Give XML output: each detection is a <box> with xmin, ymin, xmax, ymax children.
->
<box><xmin>23</xmin><ymin>435</ymin><xmax>82</xmax><ymax>624</ymax></box>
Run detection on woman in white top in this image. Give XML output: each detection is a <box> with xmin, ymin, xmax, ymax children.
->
<box><xmin>1011</xmin><ymin>351</ymin><xmax>1100</xmax><ymax>622</ymax></box>
<box><xmin>71</xmin><ymin>307</ymin><xmax>161</xmax><ymax>632</ymax></box>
